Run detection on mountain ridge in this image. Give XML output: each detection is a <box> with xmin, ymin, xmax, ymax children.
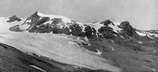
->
<box><xmin>8</xmin><ymin>11</ymin><xmax>158</xmax><ymax>40</ymax></box>
<box><xmin>0</xmin><ymin>12</ymin><xmax>158</xmax><ymax>72</ymax></box>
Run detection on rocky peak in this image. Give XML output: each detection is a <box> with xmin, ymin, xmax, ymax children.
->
<box><xmin>7</xmin><ymin>15</ymin><xmax>21</xmax><ymax>23</ymax></box>
<box><xmin>118</xmin><ymin>21</ymin><xmax>137</xmax><ymax>39</ymax></box>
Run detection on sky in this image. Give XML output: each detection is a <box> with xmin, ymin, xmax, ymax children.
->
<box><xmin>0</xmin><ymin>0</ymin><xmax>157</xmax><ymax>30</ymax></box>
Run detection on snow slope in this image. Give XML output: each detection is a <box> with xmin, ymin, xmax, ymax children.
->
<box><xmin>0</xmin><ymin>31</ymin><xmax>121</xmax><ymax>72</ymax></box>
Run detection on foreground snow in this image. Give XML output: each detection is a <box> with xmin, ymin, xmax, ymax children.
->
<box><xmin>0</xmin><ymin>31</ymin><xmax>121</xmax><ymax>72</ymax></box>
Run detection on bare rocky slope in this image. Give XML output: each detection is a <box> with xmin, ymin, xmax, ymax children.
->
<box><xmin>0</xmin><ymin>12</ymin><xmax>158</xmax><ymax>72</ymax></box>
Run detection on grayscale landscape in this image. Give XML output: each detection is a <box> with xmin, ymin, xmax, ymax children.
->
<box><xmin>0</xmin><ymin>0</ymin><xmax>157</xmax><ymax>72</ymax></box>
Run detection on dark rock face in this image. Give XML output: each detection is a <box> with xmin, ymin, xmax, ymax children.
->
<box><xmin>98</xmin><ymin>26</ymin><xmax>117</xmax><ymax>39</ymax></box>
<box><xmin>29</xmin><ymin>24</ymin><xmax>53</xmax><ymax>33</ymax></box>
<box><xmin>9</xmin><ymin>25</ymin><xmax>24</xmax><ymax>32</ymax></box>
<box><xmin>25</xmin><ymin>11</ymin><xmax>41</xmax><ymax>24</ymax></box>
<box><xmin>7</xmin><ymin>15</ymin><xmax>21</xmax><ymax>23</ymax></box>
<box><xmin>24</xmin><ymin>12</ymin><xmax>41</xmax><ymax>31</ymax></box>
<box><xmin>69</xmin><ymin>24</ymin><xmax>83</xmax><ymax>36</ymax></box>
<box><xmin>84</xmin><ymin>25</ymin><xmax>95</xmax><ymax>38</ymax></box>
<box><xmin>118</xmin><ymin>21</ymin><xmax>137</xmax><ymax>39</ymax></box>
<box><xmin>36</xmin><ymin>17</ymin><xmax>50</xmax><ymax>25</ymax></box>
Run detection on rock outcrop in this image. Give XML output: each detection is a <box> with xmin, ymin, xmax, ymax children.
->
<box><xmin>7</xmin><ymin>15</ymin><xmax>21</xmax><ymax>23</ymax></box>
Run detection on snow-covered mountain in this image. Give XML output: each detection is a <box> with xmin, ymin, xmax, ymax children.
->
<box><xmin>8</xmin><ymin>12</ymin><xmax>158</xmax><ymax>40</ymax></box>
<box><xmin>7</xmin><ymin>12</ymin><xmax>126</xmax><ymax>39</ymax></box>
<box><xmin>0</xmin><ymin>12</ymin><xmax>122</xmax><ymax>72</ymax></box>
<box><xmin>0</xmin><ymin>12</ymin><xmax>158</xmax><ymax>72</ymax></box>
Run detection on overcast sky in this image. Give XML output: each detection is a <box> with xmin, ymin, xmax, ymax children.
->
<box><xmin>0</xmin><ymin>0</ymin><xmax>157</xmax><ymax>30</ymax></box>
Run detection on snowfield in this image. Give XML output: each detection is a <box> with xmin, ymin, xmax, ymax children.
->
<box><xmin>0</xmin><ymin>31</ymin><xmax>121</xmax><ymax>72</ymax></box>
